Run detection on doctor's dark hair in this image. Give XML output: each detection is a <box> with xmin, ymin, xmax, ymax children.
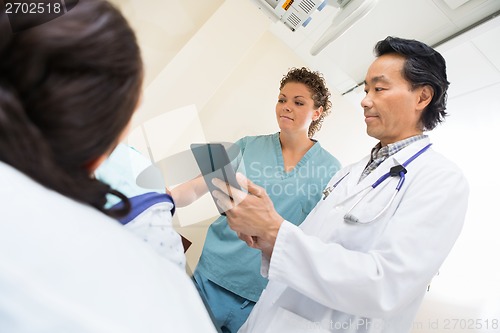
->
<box><xmin>374</xmin><ymin>36</ymin><xmax>449</xmax><ymax>131</ymax></box>
<box><xmin>280</xmin><ymin>67</ymin><xmax>332</xmax><ymax>138</ymax></box>
<box><xmin>0</xmin><ymin>0</ymin><xmax>143</xmax><ymax>217</ymax></box>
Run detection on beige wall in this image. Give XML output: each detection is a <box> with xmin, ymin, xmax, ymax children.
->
<box><xmin>109</xmin><ymin>0</ymin><xmax>224</xmax><ymax>87</ymax></box>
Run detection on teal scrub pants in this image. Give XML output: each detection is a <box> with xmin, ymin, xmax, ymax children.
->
<box><xmin>193</xmin><ymin>270</ymin><xmax>255</xmax><ymax>333</ymax></box>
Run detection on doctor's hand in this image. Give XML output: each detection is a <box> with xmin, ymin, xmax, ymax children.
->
<box><xmin>236</xmin><ymin>232</ymin><xmax>259</xmax><ymax>250</ymax></box>
<box><xmin>236</xmin><ymin>232</ymin><xmax>275</xmax><ymax>259</ymax></box>
<box><xmin>212</xmin><ymin>173</ymin><xmax>284</xmax><ymax>258</ymax></box>
<box><xmin>236</xmin><ymin>232</ymin><xmax>256</xmax><ymax>248</ymax></box>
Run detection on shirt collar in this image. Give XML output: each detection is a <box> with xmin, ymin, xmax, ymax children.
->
<box><xmin>370</xmin><ymin>134</ymin><xmax>428</xmax><ymax>162</ymax></box>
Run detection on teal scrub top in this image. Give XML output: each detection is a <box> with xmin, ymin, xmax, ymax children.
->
<box><xmin>195</xmin><ymin>133</ymin><xmax>341</xmax><ymax>301</ymax></box>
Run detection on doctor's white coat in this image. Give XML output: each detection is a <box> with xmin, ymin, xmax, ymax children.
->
<box><xmin>239</xmin><ymin>138</ymin><xmax>469</xmax><ymax>333</ymax></box>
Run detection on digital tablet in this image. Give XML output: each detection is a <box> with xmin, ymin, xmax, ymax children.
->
<box><xmin>190</xmin><ymin>143</ymin><xmax>241</xmax><ymax>215</ymax></box>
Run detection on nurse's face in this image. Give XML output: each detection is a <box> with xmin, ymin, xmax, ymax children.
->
<box><xmin>361</xmin><ymin>54</ymin><xmax>425</xmax><ymax>146</ymax></box>
<box><xmin>275</xmin><ymin>82</ymin><xmax>322</xmax><ymax>136</ymax></box>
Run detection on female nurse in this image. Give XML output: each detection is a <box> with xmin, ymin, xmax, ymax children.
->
<box><xmin>172</xmin><ymin>67</ymin><xmax>341</xmax><ymax>332</ymax></box>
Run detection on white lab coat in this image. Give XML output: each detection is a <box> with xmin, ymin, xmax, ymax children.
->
<box><xmin>0</xmin><ymin>161</ymin><xmax>216</xmax><ymax>333</ymax></box>
<box><xmin>239</xmin><ymin>138</ymin><xmax>469</xmax><ymax>333</ymax></box>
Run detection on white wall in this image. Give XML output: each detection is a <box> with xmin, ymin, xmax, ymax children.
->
<box><xmin>413</xmin><ymin>21</ymin><xmax>500</xmax><ymax>332</ymax></box>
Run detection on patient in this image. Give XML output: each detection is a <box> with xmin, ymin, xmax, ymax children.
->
<box><xmin>95</xmin><ymin>143</ymin><xmax>186</xmax><ymax>270</ymax></box>
<box><xmin>0</xmin><ymin>1</ymin><xmax>215</xmax><ymax>332</ymax></box>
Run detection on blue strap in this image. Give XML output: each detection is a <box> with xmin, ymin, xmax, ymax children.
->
<box><xmin>402</xmin><ymin>143</ymin><xmax>432</xmax><ymax>167</ymax></box>
<box><xmin>372</xmin><ymin>143</ymin><xmax>433</xmax><ymax>188</ymax></box>
<box><xmin>112</xmin><ymin>192</ymin><xmax>176</xmax><ymax>225</ymax></box>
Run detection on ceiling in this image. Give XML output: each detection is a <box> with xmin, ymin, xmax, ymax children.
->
<box><xmin>255</xmin><ymin>0</ymin><xmax>500</xmax><ymax>94</ymax></box>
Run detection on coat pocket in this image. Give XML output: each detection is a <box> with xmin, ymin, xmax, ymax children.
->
<box><xmin>264</xmin><ymin>307</ymin><xmax>332</xmax><ymax>333</ymax></box>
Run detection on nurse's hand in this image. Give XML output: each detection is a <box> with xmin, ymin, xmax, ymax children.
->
<box><xmin>212</xmin><ymin>173</ymin><xmax>284</xmax><ymax>257</ymax></box>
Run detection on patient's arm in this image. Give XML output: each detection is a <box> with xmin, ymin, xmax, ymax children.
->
<box><xmin>170</xmin><ymin>175</ymin><xmax>208</xmax><ymax>207</ymax></box>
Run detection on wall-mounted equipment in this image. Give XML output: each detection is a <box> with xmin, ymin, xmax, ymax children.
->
<box><xmin>250</xmin><ymin>0</ymin><xmax>328</xmax><ymax>31</ymax></box>
<box><xmin>310</xmin><ymin>0</ymin><xmax>378</xmax><ymax>55</ymax></box>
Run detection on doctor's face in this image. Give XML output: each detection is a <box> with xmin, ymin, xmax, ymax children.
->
<box><xmin>361</xmin><ymin>54</ymin><xmax>424</xmax><ymax>146</ymax></box>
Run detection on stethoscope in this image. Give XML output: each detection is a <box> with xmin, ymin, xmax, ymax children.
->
<box><xmin>322</xmin><ymin>143</ymin><xmax>432</xmax><ymax>224</ymax></box>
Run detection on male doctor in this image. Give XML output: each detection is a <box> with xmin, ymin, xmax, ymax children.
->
<box><xmin>213</xmin><ymin>36</ymin><xmax>469</xmax><ymax>333</ymax></box>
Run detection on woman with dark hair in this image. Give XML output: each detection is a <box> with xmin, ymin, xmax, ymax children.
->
<box><xmin>172</xmin><ymin>67</ymin><xmax>341</xmax><ymax>332</ymax></box>
<box><xmin>0</xmin><ymin>1</ymin><xmax>215</xmax><ymax>332</ymax></box>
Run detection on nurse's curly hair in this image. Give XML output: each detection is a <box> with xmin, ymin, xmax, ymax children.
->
<box><xmin>280</xmin><ymin>67</ymin><xmax>332</xmax><ymax>138</ymax></box>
